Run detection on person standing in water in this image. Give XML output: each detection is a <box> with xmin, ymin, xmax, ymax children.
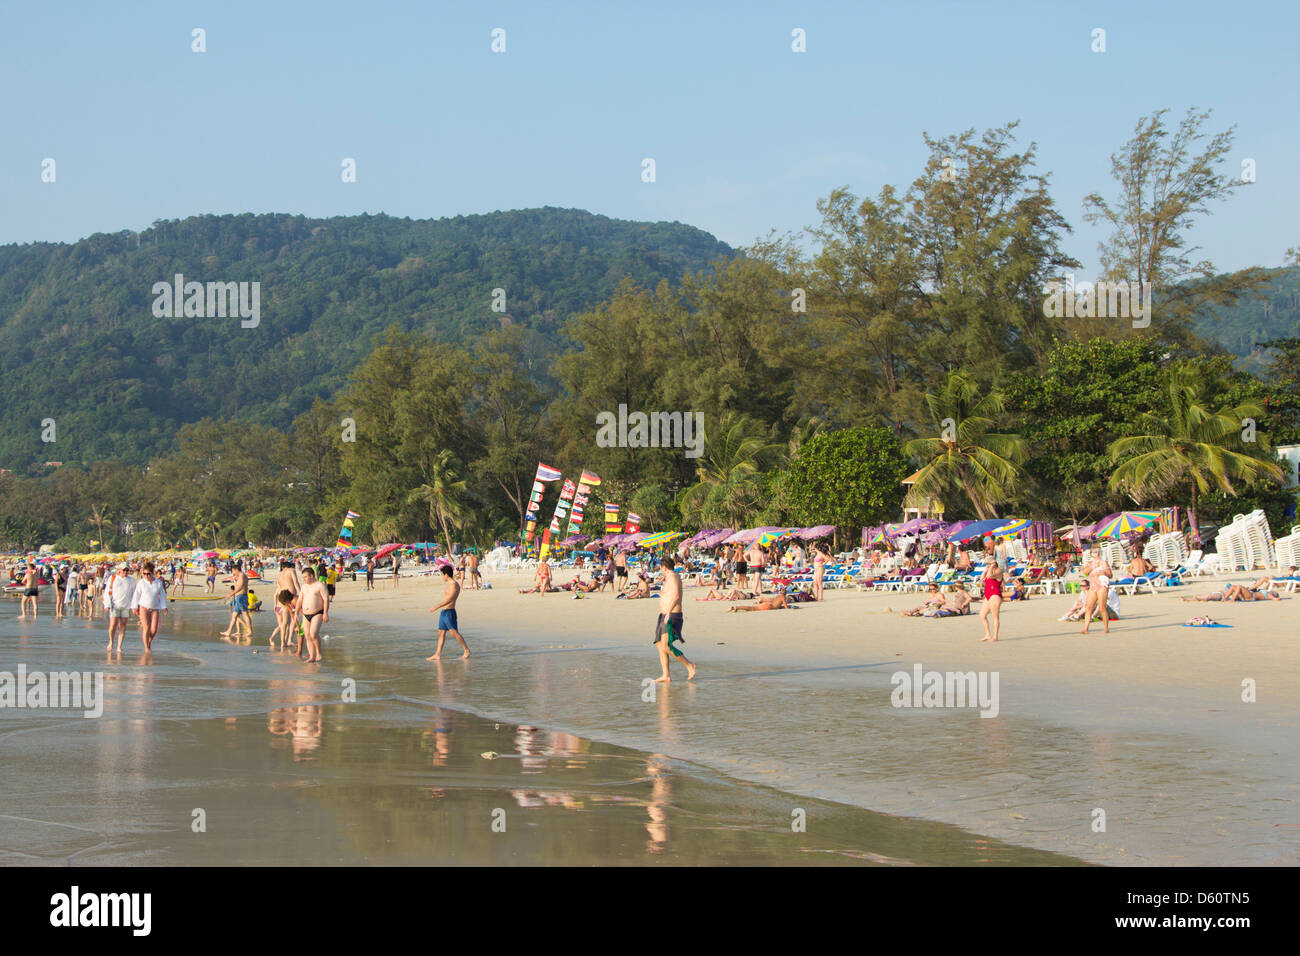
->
<box><xmin>106</xmin><ymin>563</ymin><xmax>138</xmax><ymax>652</ymax></box>
<box><xmin>979</xmin><ymin>565</ymin><xmax>1004</xmax><ymax>643</ymax></box>
<box><xmin>652</xmin><ymin>556</ymin><xmax>695</xmax><ymax>683</ymax></box>
<box><xmin>131</xmin><ymin>562</ymin><xmax>169</xmax><ymax>651</ymax></box>
<box><xmin>298</xmin><ymin>567</ymin><xmax>329</xmax><ymax>663</ymax></box>
<box><xmin>427</xmin><ymin>565</ymin><xmax>470</xmax><ymax>660</ymax></box>
<box><xmin>19</xmin><ymin>562</ymin><xmax>40</xmax><ymax>619</ymax></box>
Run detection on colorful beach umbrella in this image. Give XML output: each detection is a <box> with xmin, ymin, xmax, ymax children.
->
<box><xmin>638</xmin><ymin>531</ymin><xmax>685</xmax><ymax>549</ymax></box>
<box><xmin>991</xmin><ymin>518</ymin><xmax>1032</xmax><ymax>538</ymax></box>
<box><xmin>1095</xmin><ymin>511</ymin><xmax>1161</xmax><ymax>539</ymax></box>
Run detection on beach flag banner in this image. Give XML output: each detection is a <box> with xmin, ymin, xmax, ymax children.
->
<box><xmin>566</xmin><ymin>469</ymin><xmax>602</xmax><ymax>535</ymax></box>
<box><xmin>605</xmin><ymin>503</ymin><xmax>621</xmax><ymax>533</ymax></box>
<box><xmin>524</xmin><ymin>463</ymin><xmax>562</xmax><ymax>543</ymax></box>
<box><xmin>625</xmin><ymin>512</ymin><xmax>641</xmax><ymax>534</ymax></box>
<box><xmin>540</xmin><ymin>478</ymin><xmax>577</xmax><ymax>560</ymax></box>
<box><xmin>336</xmin><ymin>510</ymin><xmax>358</xmax><ymax>548</ymax></box>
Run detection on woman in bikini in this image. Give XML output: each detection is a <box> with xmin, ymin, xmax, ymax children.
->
<box><xmin>979</xmin><ymin>565</ymin><xmax>1004</xmax><ymax>642</ymax></box>
<box><xmin>812</xmin><ymin>544</ymin><xmax>829</xmax><ymax>602</ymax></box>
<box><xmin>1079</xmin><ymin>546</ymin><xmax>1112</xmax><ymax>635</ymax></box>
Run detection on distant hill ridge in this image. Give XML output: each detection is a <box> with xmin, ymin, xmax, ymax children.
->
<box><xmin>0</xmin><ymin>208</ymin><xmax>733</xmax><ymax>468</ymax></box>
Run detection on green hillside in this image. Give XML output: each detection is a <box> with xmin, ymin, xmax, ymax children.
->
<box><xmin>1191</xmin><ymin>264</ymin><xmax>1300</xmax><ymax>368</ymax></box>
<box><xmin>0</xmin><ymin>209</ymin><xmax>732</xmax><ymax>469</ymax></box>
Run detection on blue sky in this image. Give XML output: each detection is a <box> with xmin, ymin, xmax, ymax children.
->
<box><xmin>2</xmin><ymin>0</ymin><xmax>1297</xmax><ymax>275</ymax></box>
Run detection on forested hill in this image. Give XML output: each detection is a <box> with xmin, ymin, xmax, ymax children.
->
<box><xmin>1191</xmin><ymin>264</ymin><xmax>1300</xmax><ymax>370</ymax></box>
<box><xmin>0</xmin><ymin>209</ymin><xmax>732</xmax><ymax>469</ymax></box>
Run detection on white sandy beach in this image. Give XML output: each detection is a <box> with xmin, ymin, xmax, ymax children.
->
<box><xmin>319</xmin><ymin>566</ymin><xmax>1300</xmax><ymax>866</ymax></box>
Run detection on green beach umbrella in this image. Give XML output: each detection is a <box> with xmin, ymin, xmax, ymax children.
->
<box><xmin>1096</xmin><ymin>511</ymin><xmax>1161</xmax><ymax>539</ymax></box>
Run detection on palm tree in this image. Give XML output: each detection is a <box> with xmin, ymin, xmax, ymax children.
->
<box><xmin>903</xmin><ymin>370</ymin><xmax>1028</xmax><ymax>519</ymax></box>
<box><xmin>678</xmin><ymin>412</ymin><xmax>780</xmax><ymax>528</ymax></box>
<box><xmin>406</xmin><ymin>450</ymin><xmax>472</xmax><ymax>557</ymax></box>
<box><xmin>89</xmin><ymin>503</ymin><xmax>111</xmax><ymax>551</ymax></box>
<box><xmin>1108</xmin><ymin>365</ymin><xmax>1283</xmax><ymax>539</ymax></box>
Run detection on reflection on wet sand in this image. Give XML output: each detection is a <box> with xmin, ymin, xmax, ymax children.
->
<box><xmin>268</xmin><ymin>706</ymin><xmax>323</xmax><ymax>759</ymax></box>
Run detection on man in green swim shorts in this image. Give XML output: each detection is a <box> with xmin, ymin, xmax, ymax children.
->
<box><xmin>652</xmin><ymin>556</ymin><xmax>695</xmax><ymax>683</ymax></box>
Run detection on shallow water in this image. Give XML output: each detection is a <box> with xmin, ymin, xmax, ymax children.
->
<box><xmin>0</xmin><ymin>596</ymin><xmax>1080</xmax><ymax>865</ymax></box>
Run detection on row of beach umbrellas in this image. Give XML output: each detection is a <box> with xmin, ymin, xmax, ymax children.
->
<box><xmin>864</xmin><ymin>511</ymin><xmax>1166</xmax><ymax>549</ymax></box>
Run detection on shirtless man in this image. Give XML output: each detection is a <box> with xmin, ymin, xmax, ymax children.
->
<box><xmin>466</xmin><ymin>550</ymin><xmax>481</xmax><ymax>590</ymax></box>
<box><xmin>221</xmin><ymin>562</ymin><xmax>253</xmax><ymax>640</ymax></box>
<box><xmin>298</xmin><ymin>567</ymin><xmax>329</xmax><ymax>662</ymax></box>
<box><xmin>427</xmin><ymin>565</ymin><xmax>470</xmax><ymax>660</ymax></box>
<box><xmin>274</xmin><ymin>560</ymin><xmax>301</xmax><ymax>649</ymax></box>
<box><xmin>1127</xmin><ymin>556</ymin><xmax>1155</xmax><ymax>579</ymax></box>
<box><xmin>19</xmin><ymin>562</ymin><xmax>39</xmax><ymax>619</ymax></box>
<box><xmin>652</xmin><ymin>556</ymin><xmax>695</xmax><ymax>682</ymax></box>
<box><xmin>614</xmin><ymin>550</ymin><xmax>629</xmax><ymax>592</ymax></box>
<box><xmin>745</xmin><ymin>543</ymin><xmax>766</xmax><ymax>593</ymax></box>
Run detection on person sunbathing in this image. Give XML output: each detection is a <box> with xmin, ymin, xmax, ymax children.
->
<box><xmin>617</xmin><ymin>577</ymin><xmax>654</xmax><ymax>600</ymax></box>
<box><xmin>902</xmin><ymin>584</ymin><xmax>945</xmax><ymax>617</ymax></box>
<box><xmin>1182</xmin><ymin>584</ymin><xmax>1282</xmax><ymax>602</ymax></box>
<box><xmin>1248</xmin><ymin>568</ymin><xmax>1297</xmax><ymax>591</ymax></box>
<box><xmin>695</xmin><ymin>586</ymin><xmax>752</xmax><ymax>602</ymax></box>
<box><xmin>923</xmin><ymin>584</ymin><xmax>973</xmax><ymax>617</ymax></box>
<box><xmin>726</xmin><ymin>592</ymin><xmax>791</xmax><ymax>612</ymax></box>
<box><xmin>1059</xmin><ymin>582</ymin><xmax>1121</xmax><ymax>621</ymax></box>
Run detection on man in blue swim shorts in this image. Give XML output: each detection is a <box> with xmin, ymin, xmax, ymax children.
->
<box><xmin>427</xmin><ymin>565</ymin><xmax>470</xmax><ymax>660</ymax></box>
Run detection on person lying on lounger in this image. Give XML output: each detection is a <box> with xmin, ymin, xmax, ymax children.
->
<box><xmin>725</xmin><ymin>592</ymin><xmax>792</xmax><ymax>612</ymax></box>
<box><xmin>902</xmin><ymin>584</ymin><xmax>945</xmax><ymax>617</ymax></box>
<box><xmin>1248</xmin><ymin>567</ymin><xmax>1297</xmax><ymax>591</ymax></box>
<box><xmin>1181</xmin><ymin>584</ymin><xmax>1283</xmax><ymax>602</ymax></box>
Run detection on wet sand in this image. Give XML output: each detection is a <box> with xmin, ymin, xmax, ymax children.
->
<box><xmin>3</xmin><ymin>566</ymin><xmax>1295</xmax><ymax>866</ymax></box>
<box><xmin>336</xmin><ymin>567</ymin><xmax>1300</xmax><ymax>866</ymax></box>
<box><xmin>0</xmin><ymin>595</ymin><xmax>1076</xmax><ymax>865</ymax></box>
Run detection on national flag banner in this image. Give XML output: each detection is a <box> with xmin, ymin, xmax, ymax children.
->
<box><xmin>535</xmin><ymin>462</ymin><xmax>562</xmax><ymax>482</ymax></box>
<box><xmin>605</xmin><ymin>503</ymin><xmax>621</xmax><ymax>533</ymax></box>
<box><xmin>566</xmin><ymin>503</ymin><xmax>585</xmax><ymax>535</ymax></box>
<box><xmin>579</xmin><ymin>470</ymin><xmax>602</xmax><ymax>487</ymax></box>
<box><xmin>625</xmin><ymin>513</ymin><xmax>641</xmax><ymax>534</ymax></box>
<box><xmin>546</xmin><ymin>478</ymin><xmax>576</xmax><ymax>535</ymax></box>
<box><xmin>346</xmin><ymin>510</ymin><xmax>360</xmax><ymax>520</ymax></box>
<box><xmin>342</xmin><ymin>517</ymin><xmax>354</xmax><ymax>529</ymax></box>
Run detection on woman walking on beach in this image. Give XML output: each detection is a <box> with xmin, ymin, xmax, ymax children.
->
<box><xmin>1079</xmin><ymin>546</ymin><xmax>1112</xmax><ymax>635</ymax></box>
<box><xmin>131</xmin><ymin>562</ymin><xmax>169</xmax><ymax>651</ymax></box>
<box><xmin>979</xmin><ymin>565</ymin><xmax>1004</xmax><ymax>642</ymax></box>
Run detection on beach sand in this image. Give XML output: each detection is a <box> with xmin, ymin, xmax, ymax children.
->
<box><xmin>327</xmin><ymin>566</ymin><xmax>1300</xmax><ymax>866</ymax></box>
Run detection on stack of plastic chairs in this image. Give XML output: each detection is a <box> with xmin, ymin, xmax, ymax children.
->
<box><xmin>1142</xmin><ymin>532</ymin><xmax>1188</xmax><ymax>570</ymax></box>
<box><xmin>1272</xmin><ymin>525</ymin><xmax>1300</xmax><ymax>570</ymax></box>
<box><xmin>1099</xmin><ymin>539</ymin><xmax>1128</xmax><ymax>568</ymax></box>
<box><xmin>1213</xmin><ymin>510</ymin><xmax>1275</xmax><ymax>570</ymax></box>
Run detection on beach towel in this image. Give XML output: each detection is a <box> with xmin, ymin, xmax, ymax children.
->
<box><xmin>1183</xmin><ymin>617</ymin><xmax>1232</xmax><ymax>628</ymax></box>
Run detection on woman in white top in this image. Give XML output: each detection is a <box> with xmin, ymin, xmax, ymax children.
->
<box><xmin>131</xmin><ymin>562</ymin><xmax>169</xmax><ymax>650</ymax></box>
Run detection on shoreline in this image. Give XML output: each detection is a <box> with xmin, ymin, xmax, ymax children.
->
<box><xmin>315</xmin><ymin>567</ymin><xmax>1299</xmax><ymax>866</ymax></box>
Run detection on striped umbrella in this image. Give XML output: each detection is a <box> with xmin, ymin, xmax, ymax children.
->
<box><xmin>1096</xmin><ymin>511</ymin><xmax>1161</xmax><ymax>539</ymax></box>
<box><xmin>991</xmin><ymin>518</ymin><xmax>1032</xmax><ymax>538</ymax></box>
<box><xmin>756</xmin><ymin>528</ymin><xmax>795</xmax><ymax>547</ymax></box>
<box><xmin>638</xmin><ymin>531</ymin><xmax>685</xmax><ymax>549</ymax></box>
